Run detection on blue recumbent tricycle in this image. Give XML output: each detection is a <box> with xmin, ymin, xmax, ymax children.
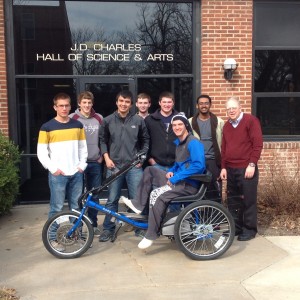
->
<box><xmin>42</xmin><ymin>152</ymin><xmax>235</xmax><ymax>260</ymax></box>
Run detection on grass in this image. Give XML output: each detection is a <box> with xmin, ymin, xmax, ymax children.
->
<box><xmin>0</xmin><ymin>287</ymin><xmax>19</xmax><ymax>300</ymax></box>
<box><xmin>258</xmin><ymin>153</ymin><xmax>300</xmax><ymax>233</ymax></box>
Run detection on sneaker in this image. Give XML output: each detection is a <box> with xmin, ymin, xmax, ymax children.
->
<box><xmin>50</xmin><ymin>240</ymin><xmax>65</xmax><ymax>252</ymax></box>
<box><xmin>99</xmin><ymin>230</ymin><xmax>114</xmax><ymax>242</ymax></box>
<box><xmin>124</xmin><ymin>224</ymin><xmax>135</xmax><ymax>232</ymax></box>
<box><xmin>135</xmin><ymin>229</ymin><xmax>145</xmax><ymax>238</ymax></box>
<box><xmin>138</xmin><ymin>237</ymin><xmax>153</xmax><ymax>249</ymax></box>
<box><xmin>93</xmin><ymin>227</ymin><xmax>101</xmax><ymax>236</ymax></box>
<box><xmin>120</xmin><ymin>196</ymin><xmax>142</xmax><ymax>214</ymax></box>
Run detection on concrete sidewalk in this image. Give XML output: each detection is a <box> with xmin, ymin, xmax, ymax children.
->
<box><xmin>0</xmin><ymin>204</ymin><xmax>299</xmax><ymax>300</ymax></box>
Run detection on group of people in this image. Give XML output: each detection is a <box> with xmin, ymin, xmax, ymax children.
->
<box><xmin>37</xmin><ymin>90</ymin><xmax>263</xmax><ymax>250</ymax></box>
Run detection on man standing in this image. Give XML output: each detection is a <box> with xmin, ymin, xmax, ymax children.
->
<box><xmin>136</xmin><ymin>93</ymin><xmax>151</xmax><ymax>119</ymax></box>
<box><xmin>220</xmin><ymin>96</ymin><xmax>263</xmax><ymax>241</ymax></box>
<box><xmin>189</xmin><ymin>95</ymin><xmax>224</xmax><ymax>201</ymax></box>
<box><xmin>145</xmin><ymin>91</ymin><xmax>178</xmax><ymax>171</ymax></box>
<box><xmin>69</xmin><ymin>91</ymin><xmax>103</xmax><ymax>235</ymax></box>
<box><xmin>99</xmin><ymin>90</ymin><xmax>149</xmax><ymax>242</ymax></box>
<box><xmin>121</xmin><ymin>113</ymin><xmax>206</xmax><ymax>249</ymax></box>
<box><xmin>37</xmin><ymin>92</ymin><xmax>88</xmax><ymax>219</ymax></box>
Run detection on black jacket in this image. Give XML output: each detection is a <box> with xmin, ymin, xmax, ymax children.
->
<box><xmin>145</xmin><ymin>109</ymin><xmax>178</xmax><ymax>167</ymax></box>
<box><xmin>100</xmin><ymin>111</ymin><xmax>149</xmax><ymax>168</ymax></box>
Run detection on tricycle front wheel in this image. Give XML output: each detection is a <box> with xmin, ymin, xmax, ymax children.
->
<box><xmin>42</xmin><ymin>211</ymin><xmax>94</xmax><ymax>259</ymax></box>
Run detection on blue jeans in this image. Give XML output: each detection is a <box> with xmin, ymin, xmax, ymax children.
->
<box><xmin>103</xmin><ymin>166</ymin><xmax>143</xmax><ymax>232</ymax></box>
<box><xmin>48</xmin><ymin>171</ymin><xmax>83</xmax><ymax>218</ymax></box>
<box><xmin>85</xmin><ymin>162</ymin><xmax>103</xmax><ymax>227</ymax></box>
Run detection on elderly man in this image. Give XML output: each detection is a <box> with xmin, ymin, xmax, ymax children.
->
<box><xmin>220</xmin><ymin>96</ymin><xmax>263</xmax><ymax>241</ymax></box>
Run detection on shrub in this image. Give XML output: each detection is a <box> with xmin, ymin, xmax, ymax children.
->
<box><xmin>0</xmin><ymin>131</ymin><xmax>20</xmax><ymax>215</ymax></box>
<box><xmin>258</xmin><ymin>153</ymin><xmax>300</xmax><ymax>227</ymax></box>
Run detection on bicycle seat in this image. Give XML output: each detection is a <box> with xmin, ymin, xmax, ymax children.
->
<box><xmin>170</xmin><ymin>170</ymin><xmax>212</xmax><ymax>203</ymax></box>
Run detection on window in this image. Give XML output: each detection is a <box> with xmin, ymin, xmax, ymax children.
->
<box><xmin>254</xmin><ymin>1</ymin><xmax>300</xmax><ymax>138</ymax></box>
<box><xmin>21</xmin><ymin>13</ymin><xmax>35</xmax><ymax>40</ymax></box>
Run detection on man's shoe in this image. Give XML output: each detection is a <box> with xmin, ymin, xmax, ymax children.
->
<box><xmin>124</xmin><ymin>224</ymin><xmax>135</xmax><ymax>232</ymax></box>
<box><xmin>138</xmin><ymin>237</ymin><xmax>153</xmax><ymax>249</ymax></box>
<box><xmin>237</xmin><ymin>233</ymin><xmax>256</xmax><ymax>241</ymax></box>
<box><xmin>93</xmin><ymin>227</ymin><xmax>101</xmax><ymax>236</ymax></box>
<box><xmin>135</xmin><ymin>229</ymin><xmax>145</xmax><ymax>238</ymax></box>
<box><xmin>120</xmin><ymin>196</ymin><xmax>142</xmax><ymax>214</ymax></box>
<box><xmin>99</xmin><ymin>230</ymin><xmax>114</xmax><ymax>242</ymax></box>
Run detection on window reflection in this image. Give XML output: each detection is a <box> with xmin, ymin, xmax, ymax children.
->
<box><xmin>257</xmin><ymin>97</ymin><xmax>300</xmax><ymax>135</ymax></box>
<box><xmin>13</xmin><ymin>1</ymin><xmax>193</xmax><ymax>75</ymax></box>
<box><xmin>255</xmin><ymin>50</ymin><xmax>300</xmax><ymax>92</ymax></box>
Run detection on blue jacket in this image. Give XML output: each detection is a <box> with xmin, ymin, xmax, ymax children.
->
<box><xmin>168</xmin><ymin>133</ymin><xmax>206</xmax><ymax>187</ymax></box>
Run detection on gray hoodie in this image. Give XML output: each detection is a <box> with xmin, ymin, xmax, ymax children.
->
<box><xmin>69</xmin><ymin>108</ymin><xmax>103</xmax><ymax>162</ymax></box>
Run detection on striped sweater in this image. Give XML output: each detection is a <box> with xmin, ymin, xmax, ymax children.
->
<box><xmin>37</xmin><ymin>118</ymin><xmax>88</xmax><ymax>175</ymax></box>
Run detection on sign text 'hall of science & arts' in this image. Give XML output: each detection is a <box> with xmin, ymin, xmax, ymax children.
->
<box><xmin>36</xmin><ymin>43</ymin><xmax>174</xmax><ymax>62</ymax></box>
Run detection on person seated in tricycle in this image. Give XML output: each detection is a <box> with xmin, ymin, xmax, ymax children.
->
<box><xmin>121</xmin><ymin>113</ymin><xmax>206</xmax><ymax>249</ymax></box>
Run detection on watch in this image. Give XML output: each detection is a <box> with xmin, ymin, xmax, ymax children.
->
<box><xmin>248</xmin><ymin>163</ymin><xmax>256</xmax><ymax>167</ymax></box>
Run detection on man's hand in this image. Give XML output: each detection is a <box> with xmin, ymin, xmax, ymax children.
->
<box><xmin>245</xmin><ymin>165</ymin><xmax>255</xmax><ymax>179</ymax></box>
<box><xmin>148</xmin><ymin>157</ymin><xmax>156</xmax><ymax>165</ymax></box>
<box><xmin>53</xmin><ymin>169</ymin><xmax>65</xmax><ymax>176</ymax></box>
<box><xmin>220</xmin><ymin>168</ymin><xmax>227</xmax><ymax>180</ymax></box>
<box><xmin>166</xmin><ymin>172</ymin><xmax>174</xmax><ymax>179</ymax></box>
<box><xmin>77</xmin><ymin>168</ymin><xmax>84</xmax><ymax>173</ymax></box>
<box><xmin>104</xmin><ymin>153</ymin><xmax>115</xmax><ymax>169</ymax></box>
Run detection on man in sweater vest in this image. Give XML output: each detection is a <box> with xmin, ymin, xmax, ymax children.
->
<box><xmin>220</xmin><ymin>96</ymin><xmax>263</xmax><ymax>241</ymax></box>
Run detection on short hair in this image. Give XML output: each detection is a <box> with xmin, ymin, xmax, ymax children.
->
<box><xmin>226</xmin><ymin>96</ymin><xmax>240</xmax><ymax>107</ymax></box>
<box><xmin>159</xmin><ymin>91</ymin><xmax>175</xmax><ymax>102</ymax></box>
<box><xmin>116</xmin><ymin>90</ymin><xmax>133</xmax><ymax>103</ymax></box>
<box><xmin>137</xmin><ymin>93</ymin><xmax>151</xmax><ymax>103</ymax></box>
<box><xmin>53</xmin><ymin>92</ymin><xmax>71</xmax><ymax>105</ymax></box>
<box><xmin>196</xmin><ymin>94</ymin><xmax>212</xmax><ymax>104</ymax></box>
<box><xmin>77</xmin><ymin>91</ymin><xmax>94</xmax><ymax>104</ymax></box>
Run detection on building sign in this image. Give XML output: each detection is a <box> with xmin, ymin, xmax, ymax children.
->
<box><xmin>36</xmin><ymin>43</ymin><xmax>174</xmax><ymax>62</ymax></box>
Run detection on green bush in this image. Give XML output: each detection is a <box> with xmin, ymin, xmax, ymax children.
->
<box><xmin>0</xmin><ymin>131</ymin><xmax>20</xmax><ymax>215</ymax></box>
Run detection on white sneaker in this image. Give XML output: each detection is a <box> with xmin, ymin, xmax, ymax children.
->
<box><xmin>120</xmin><ymin>196</ymin><xmax>142</xmax><ymax>214</ymax></box>
<box><xmin>138</xmin><ymin>237</ymin><xmax>153</xmax><ymax>249</ymax></box>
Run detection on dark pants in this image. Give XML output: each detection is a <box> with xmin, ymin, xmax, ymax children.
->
<box><xmin>206</xmin><ymin>159</ymin><xmax>222</xmax><ymax>202</ymax></box>
<box><xmin>226</xmin><ymin>167</ymin><xmax>259</xmax><ymax>236</ymax></box>
<box><xmin>132</xmin><ymin>166</ymin><xmax>198</xmax><ymax>240</ymax></box>
<box><xmin>84</xmin><ymin>162</ymin><xmax>102</xmax><ymax>227</ymax></box>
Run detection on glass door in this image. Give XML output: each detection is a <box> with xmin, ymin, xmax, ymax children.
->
<box><xmin>78</xmin><ymin>77</ymin><xmax>136</xmax><ymax>117</ymax></box>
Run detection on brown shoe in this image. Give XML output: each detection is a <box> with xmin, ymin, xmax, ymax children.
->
<box><xmin>124</xmin><ymin>224</ymin><xmax>135</xmax><ymax>232</ymax></box>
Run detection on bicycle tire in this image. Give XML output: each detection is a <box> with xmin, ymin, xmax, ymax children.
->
<box><xmin>174</xmin><ymin>200</ymin><xmax>235</xmax><ymax>260</ymax></box>
<box><xmin>42</xmin><ymin>211</ymin><xmax>94</xmax><ymax>259</ymax></box>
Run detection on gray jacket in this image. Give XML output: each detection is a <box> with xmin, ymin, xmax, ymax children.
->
<box><xmin>100</xmin><ymin>111</ymin><xmax>149</xmax><ymax>168</ymax></box>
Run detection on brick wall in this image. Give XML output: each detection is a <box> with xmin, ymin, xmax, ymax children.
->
<box><xmin>0</xmin><ymin>0</ymin><xmax>8</xmax><ymax>135</ymax></box>
<box><xmin>201</xmin><ymin>0</ymin><xmax>253</xmax><ymax>118</ymax></box>
<box><xmin>201</xmin><ymin>0</ymin><xmax>300</xmax><ymax>181</ymax></box>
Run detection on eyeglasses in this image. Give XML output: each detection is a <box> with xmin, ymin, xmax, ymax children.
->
<box><xmin>56</xmin><ymin>104</ymin><xmax>71</xmax><ymax>108</ymax></box>
<box><xmin>198</xmin><ymin>102</ymin><xmax>210</xmax><ymax>106</ymax></box>
<box><xmin>226</xmin><ymin>107</ymin><xmax>238</xmax><ymax>112</ymax></box>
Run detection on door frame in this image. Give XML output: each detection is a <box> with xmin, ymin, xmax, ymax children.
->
<box><xmin>78</xmin><ymin>76</ymin><xmax>137</xmax><ymax>99</ymax></box>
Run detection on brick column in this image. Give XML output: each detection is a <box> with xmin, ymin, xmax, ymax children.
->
<box><xmin>0</xmin><ymin>0</ymin><xmax>8</xmax><ymax>135</ymax></box>
<box><xmin>201</xmin><ymin>0</ymin><xmax>253</xmax><ymax>118</ymax></box>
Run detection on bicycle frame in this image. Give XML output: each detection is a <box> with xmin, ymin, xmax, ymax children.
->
<box><xmin>67</xmin><ymin>152</ymin><xmax>148</xmax><ymax>237</ymax></box>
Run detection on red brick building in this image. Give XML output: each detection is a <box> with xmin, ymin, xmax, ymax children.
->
<box><xmin>0</xmin><ymin>1</ymin><xmax>299</xmax><ymax>202</ymax></box>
